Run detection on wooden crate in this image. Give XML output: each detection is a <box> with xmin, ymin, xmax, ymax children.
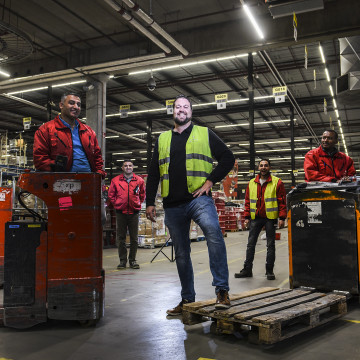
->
<box><xmin>182</xmin><ymin>287</ymin><xmax>347</xmax><ymax>345</ymax></box>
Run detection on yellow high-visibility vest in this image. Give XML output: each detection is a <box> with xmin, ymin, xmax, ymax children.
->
<box><xmin>158</xmin><ymin>125</ymin><xmax>213</xmax><ymax>198</ymax></box>
<box><xmin>248</xmin><ymin>175</ymin><xmax>280</xmax><ymax>219</ymax></box>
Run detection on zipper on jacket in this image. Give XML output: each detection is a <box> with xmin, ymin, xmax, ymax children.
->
<box><xmin>55</xmin><ymin>132</ymin><xmax>67</xmax><ymax>148</ymax></box>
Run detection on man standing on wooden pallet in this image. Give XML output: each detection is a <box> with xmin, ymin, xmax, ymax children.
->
<box><xmin>235</xmin><ymin>159</ymin><xmax>286</xmax><ymax>280</ymax></box>
<box><xmin>146</xmin><ymin>94</ymin><xmax>235</xmax><ymax>315</ymax></box>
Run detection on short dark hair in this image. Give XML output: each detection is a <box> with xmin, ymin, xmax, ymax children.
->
<box><xmin>259</xmin><ymin>158</ymin><xmax>271</xmax><ymax>166</ymax></box>
<box><xmin>122</xmin><ymin>159</ymin><xmax>133</xmax><ymax>166</ymax></box>
<box><xmin>172</xmin><ymin>94</ymin><xmax>192</xmax><ymax>110</ymax></box>
<box><xmin>61</xmin><ymin>92</ymin><xmax>81</xmax><ymax>103</ymax></box>
<box><xmin>323</xmin><ymin>129</ymin><xmax>338</xmax><ymax>140</ymax></box>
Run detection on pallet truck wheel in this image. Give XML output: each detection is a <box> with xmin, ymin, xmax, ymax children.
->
<box><xmin>79</xmin><ymin>319</ymin><xmax>99</xmax><ymax>327</ymax></box>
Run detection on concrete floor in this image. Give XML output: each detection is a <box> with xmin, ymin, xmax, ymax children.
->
<box><xmin>0</xmin><ymin>228</ymin><xmax>359</xmax><ymax>360</ymax></box>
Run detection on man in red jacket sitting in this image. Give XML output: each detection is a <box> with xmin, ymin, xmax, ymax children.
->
<box><xmin>304</xmin><ymin>130</ymin><xmax>355</xmax><ymax>182</ymax></box>
<box><xmin>108</xmin><ymin>160</ymin><xmax>145</xmax><ymax>269</ymax></box>
<box><xmin>33</xmin><ymin>92</ymin><xmax>105</xmax><ymax>177</ymax></box>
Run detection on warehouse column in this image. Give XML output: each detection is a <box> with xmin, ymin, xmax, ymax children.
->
<box><xmin>47</xmin><ymin>86</ymin><xmax>53</xmax><ymax>122</ymax></box>
<box><xmin>85</xmin><ymin>74</ymin><xmax>108</xmax><ymax>159</ymax></box>
<box><xmin>290</xmin><ymin>106</ymin><xmax>296</xmax><ymax>187</ymax></box>
<box><xmin>248</xmin><ymin>52</ymin><xmax>255</xmax><ymax>177</ymax></box>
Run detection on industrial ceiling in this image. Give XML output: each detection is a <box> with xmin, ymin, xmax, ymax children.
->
<box><xmin>1</xmin><ymin>0</ymin><xmax>360</xmax><ymax>189</ymax></box>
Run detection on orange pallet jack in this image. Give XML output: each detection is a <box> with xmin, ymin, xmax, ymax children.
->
<box><xmin>287</xmin><ymin>181</ymin><xmax>360</xmax><ymax>298</ymax></box>
<box><xmin>0</xmin><ymin>172</ymin><xmax>105</xmax><ymax>328</ymax></box>
<box><xmin>0</xmin><ymin>187</ymin><xmax>13</xmax><ymax>287</ymax></box>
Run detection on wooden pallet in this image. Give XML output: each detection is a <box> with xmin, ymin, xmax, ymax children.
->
<box><xmin>182</xmin><ymin>287</ymin><xmax>347</xmax><ymax>345</ymax></box>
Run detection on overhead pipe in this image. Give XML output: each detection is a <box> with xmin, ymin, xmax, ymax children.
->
<box><xmin>258</xmin><ymin>50</ymin><xmax>320</xmax><ymax>145</ymax></box>
<box><xmin>121</xmin><ymin>0</ymin><xmax>189</xmax><ymax>56</ymax></box>
<box><xmin>0</xmin><ymin>54</ymin><xmax>183</xmax><ymax>92</ymax></box>
<box><xmin>1</xmin><ymin>94</ymin><xmax>148</xmax><ymax>145</ymax></box>
<box><xmin>103</xmin><ymin>0</ymin><xmax>172</xmax><ymax>54</ymax></box>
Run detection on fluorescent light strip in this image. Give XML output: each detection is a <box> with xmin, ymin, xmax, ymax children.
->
<box><xmin>0</xmin><ymin>70</ymin><xmax>10</xmax><ymax>78</ymax></box>
<box><xmin>215</xmin><ymin>119</ymin><xmax>295</xmax><ymax>128</ymax></box>
<box><xmin>6</xmin><ymin>80</ymin><xmax>87</xmax><ymax>95</ymax></box>
<box><xmin>329</xmin><ymin>85</ymin><xmax>334</xmax><ymax>96</ymax></box>
<box><xmin>128</xmin><ymin>53</ymin><xmax>252</xmax><ymax>75</ymax></box>
<box><xmin>319</xmin><ymin>45</ymin><xmax>326</xmax><ymax>64</ymax></box>
<box><xmin>325</xmin><ymin>68</ymin><xmax>331</xmax><ymax>82</ymax></box>
<box><xmin>243</xmin><ymin>4</ymin><xmax>264</xmax><ymax>39</ymax></box>
<box><xmin>113</xmin><ymin>151</ymin><xmax>132</xmax><ymax>155</ymax></box>
<box><xmin>106</xmin><ymin>95</ymin><xmax>274</xmax><ymax>117</ymax></box>
<box><xmin>105</xmin><ymin>135</ymin><xmax>120</xmax><ymax>139</ymax></box>
<box><xmin>332</xmin><ymin>98</ymin><xmax>337</xmax><ymax>108</ymax></box>
<box><xmin>256</xmin><ymin>147</ymin><xmax>309</xmax><ymax>153</ymax></box>
<box><xmin>335</xmin><ymin>109</ymin><xmax>339</xmax><ymax>118</ymax></box>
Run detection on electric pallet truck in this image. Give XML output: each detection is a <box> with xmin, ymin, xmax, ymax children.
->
<box><xmin>0</xmin><ymin>171</ymin><xmax>105</xmax><ymax>328</ymax></box>
<box><xmin>287</xmin><ymin>179</ymin><xmax>360</xmax><ymax>299</ymax></box>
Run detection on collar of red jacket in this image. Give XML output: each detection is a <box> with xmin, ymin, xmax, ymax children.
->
<box><xmin>118</xmin><ymin>173</ymin><xmax>138</xmax><ymax>181</ymax></box>
<box><xmin>254</xmin><ymin>173</ymin><xmax>273</xmax><ymax>184</ymax></box>
<box><xmin>318</xmin><ymin>145</ymin><xmax>339</xmax><ymax>157</ymax></box>
<box><xmin>54</xmin><ymin>115</ymin><xmax>85</xmax><ymax>131</ymax></box>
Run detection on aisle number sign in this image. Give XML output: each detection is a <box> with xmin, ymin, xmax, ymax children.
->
<box><xmin>273</xmin><ymin>86</ymin><xmax>287</xmax><ymax>103</ymax></box>
<box><xmin>293</xmin><ymin>169</ymin><xmax>299</xmax><ymax>177</ymax></box>
<box><xmin>119</xmin><ymin>105</ymin><xmax>130</xmax><ymax>118</ymax></box>
<box><xmin>215</xmin><ymin>93</ymin><xmax>228</xmax><ymax>109</ymax></box>
<box><xmin>23</xmin><ymin>117</ymin><xmax>31</xmax><ymax>130</ymax></box>
<box><xmin>166</xmin><ymin>99</ymin><xmax>174</xmax><ymax>115</ymax></box>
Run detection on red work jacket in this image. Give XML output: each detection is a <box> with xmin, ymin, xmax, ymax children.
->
<box><xmin>304</xmin><ymin>146</ymin><xmax>355</xmax><ymax>182</ymax></box>
<box><xmin>33</xmin><ymin>116</ymin><xmax>105</xmax><ymax>177</ymax></box>
<box><xmin>108</xmin><ymin>174</ymin><xmax>146</xmax><ymax>214</ymax></box>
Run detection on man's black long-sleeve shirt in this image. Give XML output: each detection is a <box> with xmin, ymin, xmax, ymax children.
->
<box><xmin>146</xmin><ymin>123</ymin><xmax>235</xmax><ymax>208</ymax></box>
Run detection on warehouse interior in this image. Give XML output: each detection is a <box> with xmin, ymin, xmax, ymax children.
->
<box><xmin>1</xmin><ymin>0</ymin><xmax>360</xmax><ymax>359</ymax></box>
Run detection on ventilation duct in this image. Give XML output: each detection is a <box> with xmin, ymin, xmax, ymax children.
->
<box><xmin>336</xmin><ymin>36</ymin><xmax>360</xmax><ymax>106</ymax></box>
<box><xmin>267</xmin><ymin>0</ymin><xmax>324</xmax><ymax>19</ymax></box>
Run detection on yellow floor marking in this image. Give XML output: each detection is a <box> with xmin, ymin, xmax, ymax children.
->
<box><xmin>344</xmin><ymin>319</ymin><xmax>360</xmax><ymax>324</ymax></box>
<box><xmin>198</xmin><ymin>358</ymin><xmax>216</xmax><ymax>360</ymax></box>
<box><xmin>0</xmin><ymin>358</ymin><xmax>14</xmax><ymax>360</ymax></box>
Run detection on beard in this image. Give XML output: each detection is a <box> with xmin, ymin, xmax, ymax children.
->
<box><xmin>174</xmin><ymin>115</ymin><xmax>191</xmax><ymax>126</ymax></box>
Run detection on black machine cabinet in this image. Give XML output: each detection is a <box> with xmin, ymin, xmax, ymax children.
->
<box><xmin>287</xmin><ymin>182</ymin><xmax>360</xmax><ymax>295</ymax></box>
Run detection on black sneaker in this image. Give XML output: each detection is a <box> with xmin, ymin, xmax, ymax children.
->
<box><xmin>234</xmin><ymin>268</ymin><xmax>253</xmax><ymax>278</ymax></box>
<box><xmin>166</xmin><ymin>299</ymin><xmax>192</xmax><ymax>316</ymax></box>
<box><xmin>129</xmin><ymin>260</ymin><xmax>140</xmax><ymax>269</ymax></box>
<box><xmin>117</xmin><ymin>262</ymin><xmax>126</xmax><ymax>269</ymax></box>
<box><xmin>266</xmin><ymin>271</ymin><xmax>276</xmax><ymax>280</ymax></box>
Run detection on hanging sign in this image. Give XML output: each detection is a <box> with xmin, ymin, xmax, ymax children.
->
<box><xmin>273</xmin><ymin>86</ymin><xmax>287</xmax><ymax>103</ymax></box>
<box><xmin>304</xmin><ymin>45</ymin><xmax>308</xmax><ymax>69</ymax></box>
<box><xmin>215</xmin><ymin>94</ymin><xmax>228</xmax><ymax>110</ymax></box>
<box><xmin>166</xmin><ymin>99</ymin><xmax>174</xmax><ymax>115</ymax></box>
<box><xmin>23</xmin><ymin>117</ymin><xmax>31</xmax><ymax>130</ymax></box>
<box><xmin>119</xmin><ymin>105</ymin><xmax>130</xmax><ymax>118</ymax></box>
<box><xmin>324</xmin><ymin>98</ymin><xmax>327</xmax><ymax>114</ymax></box>
<box><xmin>293</xmin><ymin>169</ymin><xmax>299</xmax><ymax>177</ymax></box>
<box><xmin>293</xmin><ymin>12</ymin><xmax>298</xmax><ymax>42</ymax></box>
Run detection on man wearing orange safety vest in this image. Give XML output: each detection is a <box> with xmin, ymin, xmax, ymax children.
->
<box><xmin>234</xmin><ymin>158</ymin><xmax>286</xmax><ymax>280</ymax></box>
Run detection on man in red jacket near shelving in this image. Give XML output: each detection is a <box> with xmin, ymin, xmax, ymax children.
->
<box><xmin>304</xmin><ymin>130</ymin><xmax>355</xmax><ymax>182</ymax></box>
<box><xmin>108</xmin><ymin>160</ymin><xmax>145</xmax><ymax>270</ymax></box>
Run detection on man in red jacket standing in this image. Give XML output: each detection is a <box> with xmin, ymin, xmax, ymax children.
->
<box><xmin>234</xmin><ymin>159</ymin><xmax>286</xmax><ymax>280</ymax></box>
<box><xmin>33</xmin><ymin>92</ymin><xmax>105</xmax><ymax>177</ymax></box>
<box><xmin>108</xmin><ymin>160</ymin><xmax>145</xmax><ymax>269</ymax></box>
<box><xmin>304</xmin><ymin>130</ymin><xmax>355</xmax><ymax>182</ymax></box>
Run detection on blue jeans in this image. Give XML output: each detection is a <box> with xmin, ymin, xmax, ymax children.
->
<box><xmin>164</xmin><ymin>195</ymin><xmax>229</xmax><ymax>302</ymax></box>
<box><xmin>244</xmin><ymin>217</ymin><xmax>277</xmax><ymax>269</ymax></box>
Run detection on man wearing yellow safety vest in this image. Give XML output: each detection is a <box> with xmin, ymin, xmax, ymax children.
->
<box><xmin>234</xmin><ymin>159</ymin><xmax>286</xmax><ymax>280</ymax></box>
<box><xmin>146</xmin><ymin>94</ymin><xmax>235</xmax><ymax>316</ymax></box>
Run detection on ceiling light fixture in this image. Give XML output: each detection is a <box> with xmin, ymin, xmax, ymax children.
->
<box><xmin>6</xmin><ymin>80</ymin><xmax>87</xmax><ymax>95</ymax></box>
<box><xmin>241</xmin><ymin>1</ymin><xmax>265</xmax><ymax>39</ymax></box>
<box><xmin>215</xmin><ymin>119</ymin><xmax>296</xmax><ymax>128</ymax></box>
<box><xmin>319</xmin><ymin>44</ymin><xmax>326</xmax><ymax>63</ymax></box>
<box><xmin>325</xmin><ymin>68</ymin><xmax>331</xmax><ymax>82</ymax></box>
<box><xmin>0</xmin><ymin>69</ymin><xmax>10</xmax><ymax>78</ymax></box>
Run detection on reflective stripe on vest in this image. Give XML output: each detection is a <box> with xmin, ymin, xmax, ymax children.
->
<box><xmin>158</xmin><ymin>125</ymin><xmax>213</xmax><ymax>198</ymax></box>
<box><xmin>248</xmin><ymin>175</ymin><xmax>280</xmax><ymax>220</ymax></box>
